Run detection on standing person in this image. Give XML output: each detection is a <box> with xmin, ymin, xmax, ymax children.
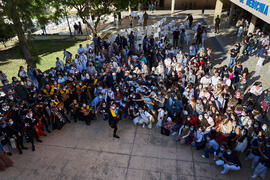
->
<box><xmin>18</xmin><ymin>66</ymin><xmax>27</xmax><ymax>82</ymax></box>
<box><xmin>118</xmin><ymin>12</ymin><xmax>121</xmax><ymax>25</ymax></box>
<box><xmin>108</xmin><ymin>103</ymin><xmax>120</xmax><ymax>138</ymax></box>
<box><xmin>128</xmin><ymin>31</ymin><xmax>135</xmax><ymax>49</ymax></box>
<box><xmin>173</xmin><ymin>28</ymin><xmax>180</xmax><ymax>48</ymax></box>
<box><xmin>143</xmin><ymin>11</ymin><xmax>148</xmax><ymax>29</ymax></box>
<box><xmin>188</xmin><ymin>14</ymin><xmax>193</xmax><ymax>28</ymax></box>
<box><xmin>24</xmin><ymin>110</ymin><xmax>42</xmax><ymax>151</ymax></box>
<box><xmin>56</xmin><ymin>57</ymin><xmax>65</xmax><ymax>71</ymax></box>
<box><xmin>228</xmin><ymin>44</ymin><xmax>240</xmax><ymax>69</ymax></box>
<box><xmin>73</xmin><ymin>23</ymin><xmax>78</xmax><ymax>35</ymax></box>
<box><xmin>201</xmin><ymin>27</ymin><xmax>207</xmax><ymax>48</ymax></box>
<box><xmin>63</xmin><ymin>49</ymin><xmax>72</xmax><ymax>63</ymax></box>
<box><xmin>129</xmin><ymin>15</ymin><xmax>133</xmax><ymax>28</ymax></box>
<box><xmin>78</xmin><ymin>22</ymin><xmax>83</xmax><ymax>34</ymax></box>
<box><xmin>256</xmin><ymin>45</ymin><xmax>268</xmax><ymax>72</ymax></box>
<box><xmin>215</xmin><ymin>15</ymin><xmax>221</xmax><ymax>34</ymax></box>
<box><xmin>41</xmin><ymin>26</ymin><xmax>47</xmax><ymax>35</ymax></box>
<box><xmin>93</xmin><ymin>34</ymin><xmax>99</xmax><ymax>54</ymax></box>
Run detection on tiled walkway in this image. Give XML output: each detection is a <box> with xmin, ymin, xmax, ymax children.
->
<box><xmin>1</xmin><ymin>119</ymin><xmax>268</xmax><ymax>180</ymax></box>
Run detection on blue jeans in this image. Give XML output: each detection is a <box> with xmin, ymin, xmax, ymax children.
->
<box><xmin>204</xmin><ymin>146</ymin><xmax>215</xmax><ymax>158</ymax></box>
<box><xmin>248</xmin><ymin>47</ymin><xmax>253</xmax><ymax>56</ymax></box>
<box><xmin>256</xmin><ymin>48</ymin><xmax>262</xmax><ymax>57</ymax></box>
<box><xmin>172</xmin><ymin>125</ymin><xmax>182</xmax><ymax>132</ymax></box>
<box><xmin>229</xmin><ymin>57</ymin><xmax>235</xmax><ymax>69</ymax></box>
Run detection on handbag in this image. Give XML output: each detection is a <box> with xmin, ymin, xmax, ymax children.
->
<box><xmin>161</xmin><ymin>127</ymin><xmax>170</xmax><ymax>136</ymax></box>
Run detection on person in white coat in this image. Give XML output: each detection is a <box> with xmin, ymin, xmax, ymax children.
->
<box><xmin>156</xmin><ymin>108</ymin><xmax>165</xmax><ymax>127</ymax></box>
<box><xmin>133</xmin><ymin>107</ymin><xmax>153</xmax><ymax>128</ymax></box>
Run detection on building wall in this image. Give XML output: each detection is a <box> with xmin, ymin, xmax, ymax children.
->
<box><xmin>230</xmin><ymin>0</ymin><xmax>270</xmax><ymax>24</ymax></box>
<box><xmin>162</xmin><ymin>0</ymin><xmax>230</xmax><ymax>10</ymax></box>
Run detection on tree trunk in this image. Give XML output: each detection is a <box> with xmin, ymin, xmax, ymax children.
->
<box><xmin>11</xmin><ymin>6</ymin><xmax>34</xmax><ymax>66</ymax></box>
<box><xmin>79</xmin><ymin>15</ymin><xmax>96</xmax><ymax>35</ymax></box>
<box><xmin>66</xmin><ymin>15</ymin><xmax>73</xmax><ymax>36</ymax></box>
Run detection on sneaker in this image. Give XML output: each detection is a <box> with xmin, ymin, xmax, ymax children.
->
<box><xmin>251</xmin><ymin>175</ymin><xmax>257</xmax><ymax>179</ymax></box>
<box><xmin>171</xmin><ymin>132</ymin><xmax>177</xmax><ymax>136</ymax></box>
<box><xmin>113</xmin><ymin>135</ymin><xmax>120</xmax><ymax>138</ymax></box>
<box><xmin>201</xmin><ymin>155</ymin><xmax>207</xmax><ymax>159</ymax></box>
<box><xmin>220</xmin><ymin>170</ymin><xmax>226</xmax><ymax>174</ymax></box>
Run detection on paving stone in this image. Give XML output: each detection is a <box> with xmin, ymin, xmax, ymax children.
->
<box><xmin>177</xmin><ymin>160</ymin><xmax>194</xmax><ymax>176</ymax></box>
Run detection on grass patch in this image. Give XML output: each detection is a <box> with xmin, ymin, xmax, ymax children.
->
<box><xmin>0</xmin><ymin>40</ymin><xmax>90</xmax><ymax>81</ymax></box>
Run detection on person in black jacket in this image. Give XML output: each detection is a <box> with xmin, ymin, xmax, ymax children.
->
<box><xmin>6</xmin><ymin>119</ymin><xmax>28</xmax><ymax>154</ymax></box>
<box><xmin>24</xmin><ymin>110</ymin><xmax>42</xmax><ymax>151</ymax></box>
<box><xmin>252</xmin><ymin>139</ymin><xmax>270</xmax><ymax>179</ymax></box>
<box><xmin>108</xmin><ymin>103</ymin><xmax>120</xmax><ymax>138</ymax></box>
<box><xmin>216</xmin><ymin>148</ymin><xmax>241</xmax><ymax>174</ymax></box>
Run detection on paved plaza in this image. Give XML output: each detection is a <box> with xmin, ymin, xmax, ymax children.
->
<box><xmin>1</xmin><ymin>10</ymin><xmax>270</xmax><ymax>180</ymax></box>
<box><xmin>1</xmin><ymin>118</ymin><xmax>268</xmax><ymax>180</ymax></box>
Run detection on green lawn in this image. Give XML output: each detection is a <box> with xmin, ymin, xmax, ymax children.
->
<box><xmin>0</xmin><ymin>40</ymin><xmax>90</xmax><ymax>81</ymax></box>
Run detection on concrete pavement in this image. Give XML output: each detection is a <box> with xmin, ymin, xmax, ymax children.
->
<box><xmin>1</xmin><ymin>119</ymin><xmax>268</xmax><ymax>180</ymax></box>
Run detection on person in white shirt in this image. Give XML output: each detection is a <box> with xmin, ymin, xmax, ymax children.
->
<box><xmin>204</xmin><ymin>113</ymin><xmax>214</xmax><ymax>133</ymax></box>
<box><xmin>156</xmin><ymin>108</ymin><xmax>165</xmax><ymax>127</ymax></box>
<box><xmin>176</xmin><ymin>50</ymin><xmax>183</xmax><ymax>63</ymax></box>
<box><xmin>200</xmin><ymin>73</ymin><xmax>212</xmax><ymax>88</ymax></box>
<box><xmin>133</xmin><ymin>107</ymin><xmax>153</xmax><ymax>129</ymax></box>
<box><xmin>164</xmin><ymin>57</ymin><xmax>171</xmax><ymax>67</ymax></box>
<box><xmin>248</xmin><ymin>82</ymin><xmax>263</xmax><ymax>96</ymax></box>
<box><xmin>223</xmin><ymin>75</ymin><xmax>231</xmax><ymax>87</ymax></box>
<box><xmin>81</xmin><ymin>53</ymin><xmax>88</xmax><ymax>70</ymax></box>
<box><xmin>211</xmin><ymin>71</ymin><xmax>220</xmax><ymax>87</ymax></box>
<box><xmin>74</xmin><ymin>56</ymin><xmax>83</xmax><ymax>73</ymax></box>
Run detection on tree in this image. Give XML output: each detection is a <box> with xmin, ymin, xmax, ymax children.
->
<box><xmin>0</xmin><ymin>21</ymin><xmax>15</xmax><ymax>47</ymax></box>
<box><xmin>58</xmin><ymin>0</ymin><xmax>146</xmax><ymax>36</ymax></box>
<box><xmin>50</xmin><ymin>2</ymin><xmax>73</xmax><ymax>36</ymax></box>
<box><xmin>0</xmin><ymin>0</ymin><xmax>51</xmax><ymax>66</ymax></box>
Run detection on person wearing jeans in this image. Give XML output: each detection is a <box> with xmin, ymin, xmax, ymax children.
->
<box><xmin>202</xmin><ymin>135</ymin><xmax>219</xmax><ymax>159</ymax></box>
<box><xmin>216</xmin><ymin>149</ymin><xmax>241</xmax><ymax>174</ymax></box>
<box><xmin>251</xmin><ymin>140</ymin><xmax>270</xmax><ymax>179</ymax></box>
<box><xmin>228</xmin><ymin>44</ymin><xmax>239</xmax><ymax>69</ymax></box>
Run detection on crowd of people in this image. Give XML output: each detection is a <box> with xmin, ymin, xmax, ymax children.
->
<box><xmin>0</xmin><ymin>14</ymin><xmax>270</xmax><ymax>179</ymax></box>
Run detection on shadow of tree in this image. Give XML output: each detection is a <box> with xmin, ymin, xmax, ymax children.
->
<box><xmin>0</xmin><ymin>40</ymin><xmax>79</xmax><ymax>66</ymax></box>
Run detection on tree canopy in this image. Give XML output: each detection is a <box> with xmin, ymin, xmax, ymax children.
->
<box><xmin>0</xmin><ymin>0</ymin><xmax>146</xmax><ymax>65</ymax></box>
<box><xmin>0</xmin><ymin>0</ymin><xmax>53</xmax><ymax>65</ymax></box>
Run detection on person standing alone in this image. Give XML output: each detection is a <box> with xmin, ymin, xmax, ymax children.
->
<box><xmin>215</xmin><ymin>15</ymin><xmax>221</xmax><ymax>34</ymax></box>
<box><xmin>108</xmin><ymin>103</ymin><xmax>120</xmax><ymax>138</ymax></box>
